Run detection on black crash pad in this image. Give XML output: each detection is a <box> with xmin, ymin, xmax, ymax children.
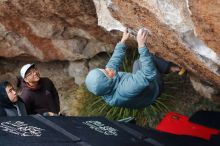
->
<box><xmin>0</xmin><ymin>115</ymin><xmax>218</xmax><ymax>146</ymax></box>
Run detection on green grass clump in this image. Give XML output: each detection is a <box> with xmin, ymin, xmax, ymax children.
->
<box><xmin>76</xmin><ymin>85</ymin><xmax>171</xmax><ymax>127</ymax></box>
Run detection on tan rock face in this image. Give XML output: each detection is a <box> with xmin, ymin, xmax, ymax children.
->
<box><xmin>190</xmin><ymin>0</ymin><xmax>220</xmax><ymax>56</ymax></box>
<box><xmin>0</xmin><ymin>0</ymin><xmax>117</xmax><ymax>61</ymax></box>
<box><xmin>94</xmin><ymin>0</ymin><xmax>220</xmax><ymax>88</ymax></box>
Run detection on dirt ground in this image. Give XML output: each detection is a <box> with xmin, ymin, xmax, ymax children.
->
<box><xmin>163</xmin><ymin>73</ymin><xmax>220</xmax><ymax>115</ymax></box>
<box><xmin>145</xmin><ymin>73</ymin><xmax>220</xmax><ymax>127</ymax></box>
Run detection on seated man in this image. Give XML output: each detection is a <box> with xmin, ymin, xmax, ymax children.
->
<box><xmin>85</xmin><ymin>28</ymin><xmax>180</xmax><ymax>108</ymax></box>
<box><xmin>0</xmin><ymin>81</ymin><xmax>27</xmax><ymax>116</ymax></box>
<box><xmin>19</xmin><ymin>64</ymin><xmax>60</xmax><ymax>115</ymax></box>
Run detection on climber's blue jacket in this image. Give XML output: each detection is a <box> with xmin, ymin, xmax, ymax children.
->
<box><xmin>86</xmin><ymin>43</ymin><xmax>162</xmax><ymax>108</ymax></box>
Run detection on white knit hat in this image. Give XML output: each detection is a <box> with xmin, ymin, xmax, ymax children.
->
<box><xmin>20</xmin><ymin>63</ymin><xmax>35</xmax><ymax>79</ymax></box>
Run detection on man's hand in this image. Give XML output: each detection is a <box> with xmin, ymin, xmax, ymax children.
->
<box><xmin>137</xmin><ymin>28</ymin><xmax>148</xmax><ymax>48</ymax></box>
<box><xmin>120</xmin><ymin>27</ymin><xmax>130</xmax><ymax>44</ymax></box>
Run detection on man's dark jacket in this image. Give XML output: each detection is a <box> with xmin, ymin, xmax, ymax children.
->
<box><xmin>20</xmin><ymin>77</ymin><xmax>60</xmax><ymax>114</ymax></box>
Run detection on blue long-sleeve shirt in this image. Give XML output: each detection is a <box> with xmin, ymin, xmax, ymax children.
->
<box><xmin>103</xmin><ymin>43</ymin><xmax>161</xmax><ymax>108</ymax></box>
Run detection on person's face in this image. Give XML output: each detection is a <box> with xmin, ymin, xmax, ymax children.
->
<box><xmin>24</xmin><ymin>67</ymin><xmax>40</xmax><ymax>83</ymax></box>
<box><xmin>100</xmin><ymin>68</ymin><xmax>115</xmax><ymax>78</ymax></box>
<box><xmin>6</xmin><ymin>85</ymin><xmax>18</xmax><ymax>103</ymax></box>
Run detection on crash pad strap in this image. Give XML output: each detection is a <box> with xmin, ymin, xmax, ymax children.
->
<box><xmin>113</xmin><ymin>121</ymin><xmax>164</xmax><ymax>146</ymax></box>
<box><xmin>32</xmin><ymin>114</ymin><xmax>91</xmax><ymax>146</ymax></box>
<box><xmin>144</xmin><ymin>138</ymin><xmax>165</xmax><ymax>146</ymax></box>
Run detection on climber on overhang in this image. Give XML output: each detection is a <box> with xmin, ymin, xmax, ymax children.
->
<box><xmin>85</xmin><ymin>27</ymin><xmax>181</xmax><ymax>108</ymax></box>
